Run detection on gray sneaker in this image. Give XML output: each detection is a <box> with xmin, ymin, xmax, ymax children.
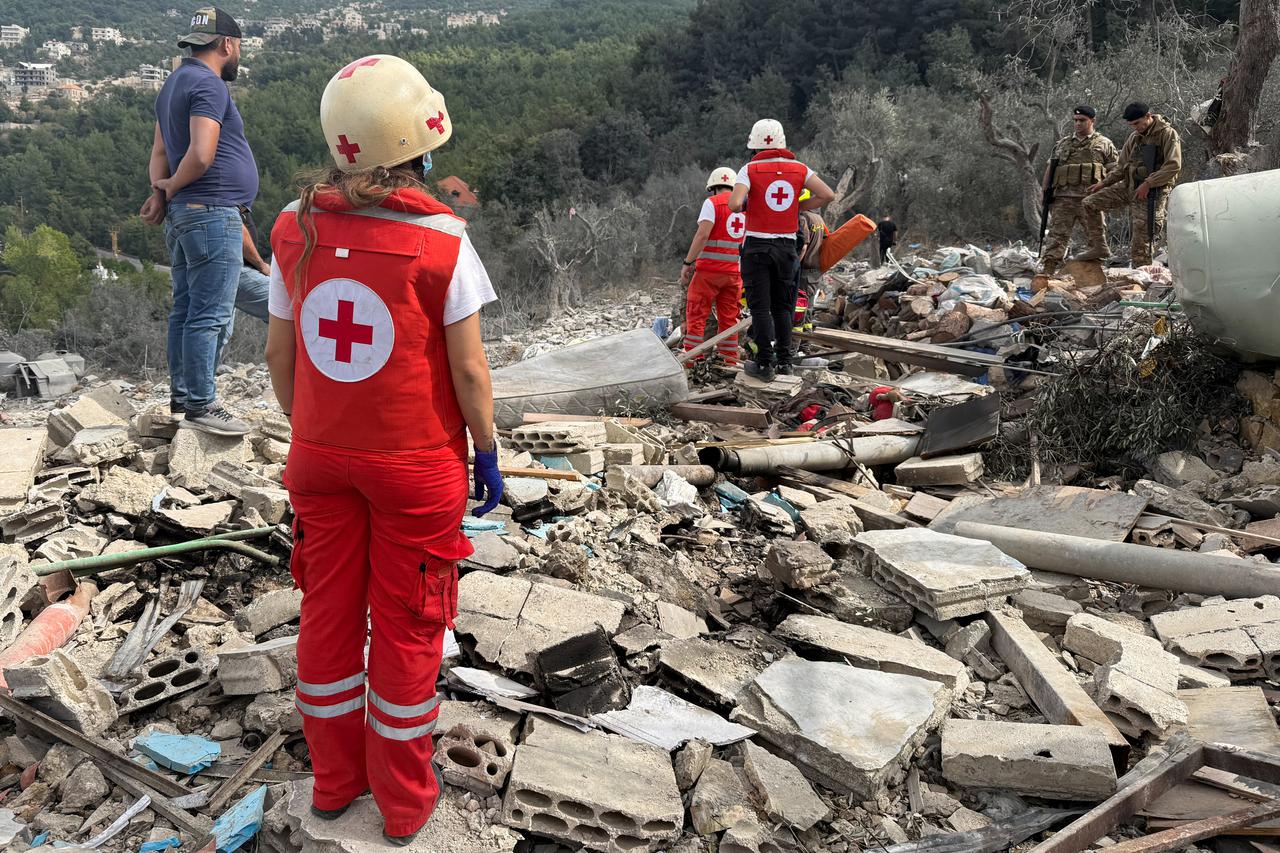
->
<box><xmin>180</xmin><ymin>404</ymin><xmax>250</xmax><ymax>436</ymax></box>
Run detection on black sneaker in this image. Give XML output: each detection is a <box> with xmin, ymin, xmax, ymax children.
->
<box><xmin>180</xmin><ymin>404</ymin><xmax>250</xmax><ymax>436</ymax></box>
<box><xmin>777</xmin><ymin>362</ymin><xmax>795</xmax><ymax>376</ymax></box>
<box><xmin>744</xmin><ymin>360</ymin><xmax>776</xmax><ymax>383</ymax></box>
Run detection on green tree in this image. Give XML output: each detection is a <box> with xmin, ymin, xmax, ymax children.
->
<box><xmin>0</xmin><ymin>224</ymin><xmax>86</xmax><ymax>330</ymax></box>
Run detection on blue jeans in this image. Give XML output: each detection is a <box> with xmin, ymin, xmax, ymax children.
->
<box><xmin>216</xmin><ymin>265</ymin><xmax>271</xmax><ymax>365</ymax></box>
<box><xmin>164</xmin><ymin>204</ymin><xmax>241</xmax><ymax>414</ymax></box>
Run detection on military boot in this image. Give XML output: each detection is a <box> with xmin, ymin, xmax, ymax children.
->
<box><xmin>1071</xmin><ymin>246</ymin><xmax>1110</xmax><ymax>262</ymax></box>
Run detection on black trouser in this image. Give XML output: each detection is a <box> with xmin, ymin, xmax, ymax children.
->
<box><xmin>878</xmin><ymin>240</ymin><xmax>893</xmax><ymax>265</ymax></box>
<box><xmin>740</xmin><ymin>237</ymin><xmax>799</xmax><ymax>367</ymax></box>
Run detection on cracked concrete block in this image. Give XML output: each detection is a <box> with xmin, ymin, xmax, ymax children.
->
<box><xmin>4</xmin><ymin>650</ymin><xmax>117</xmax><ymax>736</ymax></box>
<box><xmin>1246</xmin><ymin>622</ymin><xmax>1280</xmax><ymax>682</ymax></box>
<box><xmin>1064</xmin><ymin>613</ymin><xmax>1186</xmax><ymax>735</ymax></box>
<box><xmin>117</xmin><ymin>648</ymin><xmax>217</xmax><ymax>715</ymax></box>
<box><xmin>1011</xmin><ymin>590</ymin><xmax>1082</xmax><ymax>631</ymax></box>
<box><xmin>673</xmin><ymin>739</ymin><xmax>711</xmax><ymax>791</ymax></box>
<box><xmin>60</xmin><ymin>425</ymin><xmax>137</xmax><ymax>466</ymax></box>
<box><xmin>78</xmin><ymin>466</ymin><xmax>166</xmax><ymax>517</ymax></box>
<box><xmin>436</xmin><ymin>700</ymin><xmax>522</xmax><ymax>744</ymax></box>
<box><xmin>719</xmin><ymin>816</ymin><xmax>789</xmax><ymax>853</ymax></box>
<box><xmin>242</xmin><ymin>486</ymin><xmax>291</xmax><ymax>525</ymax></box>
<box><xmin>1150</xmin><ymin>451</ymin><xmax>1219</xmax><ymax>488</ymax></box>
<box><xmin>135</xmin><ymin>411</ymin><xmax>180</xmax><ymax>440</ymax></box>
<box><xmin>730</xmin><ymin>658</ymin><xmax>950</xmax><ymax>799</ymax></box>
<box><xmin>0</xmin><ymin>555</ymin><xmax>35</xmax><ymax>647</ymax></box>
<box><xmin>1092</xmin><ymin>667</ymin><xmax>1188</xmax><ymax>736</ymax></box>
<box><xmin>48</xmin><ymin>397</ymin><xmax>128</xmax><ymax>447</ymax></box>
<box><xmin>435</xmin><ymin>724</ymin><xmax>513</xmax><ymax>797</ymax></box>
<box><xmin>1150</xmin><ymin>596</ymin><xmax>1280</xmax><ymax>641</ymax></box>
<box><xmin>739</xmin><ymin>740</ymin><xmax>829</xmax><ymax>830</ymax></box>
<box><xmin>535</xmin><ymin>625</ymin><xmax>629</xmax><ymax>716</ymax></box>
<box><xmin>855</xmin><ymin>529</ymin><xmax>1029</xmax><ymax>620</ymax></box>
<box><xmin>689</xmin><ymin>758</ymin><xmax>754</xmax><ymax>836</ymax></box>
<box><xmin>801</xmin><ymin>571</ymin><xmax>914</xmax><ymax>633</ymax></box>
<box><xmin>59</xmin><ymin>759</ymin><xmax>109</xmax><ymax>812</ymax></box>
<box><xmin>658</xmin><ymin>637</ymin><xmax>765</xmax><ymax>707</ymax></box>
<box><xmin>158</xmin><ymin>500</ymin><xmax>236</xmax><ymax>533</ymax></box>
<box><xmin>799</xmin><ymin>499</ymin><xmax>864</xmax><ymax>552</ymax></box>
<box><xmin>34</xmin><ymin>525</ymin><xmax>107</xmax><ymax>563</ymax></box>
<box><xmin>500</xmin><ymin>723</ymin><xmax>683</xmax><ymax>852</ymax></box>
<box><xmin>219</xmin><ymin>636</ymin><xmax>298</xmax><ymax>695</ymax></box>
<box><xmin>775</xmin><ymin>613</ymin><xmax>968</xmax><ymax>690</ymax></box>
<box><xmin>236</xmin><ymin>587</ymin><xmax>303</xmax><ymax>637</ymax></box>
<box><xmin>167</xmin><ymin>428</ymin><xmax>251</xmax><ymax>491</ymax></box>
<box><xmin>1169</xmin><ymin>628</ymin><xmax>1265</xmax><ymax>680</ymax></box>
<box><xmin>0</xmin><ymin>429</ymin><xmax>48</xmax><ymax>511</ymax></box>
<box><xmin>894</xmin><ymin>453</ymin><xmax>984</xmax><ymax>487</ymax></box>
<box><xmin>0</xmin><ymin>501</ymin><xmax>68</xmax><ymax>544</ymax></box>
<box><xmin>245</xmin><ymin>691</ymin><xmax>302</xmax><ymax>734</ymax></box>
<box><xmin>455</xmin><ymin>572</ymin><xmax>625</xmax><ymax>676</ymax></box>
<box><xmin>941</xmin><ymin>719</ymin><xmax>1117</xmax><ymax>800</ymax></box>
<box><xmin>761</xmin><ymin>541</ymin><xmax>835</xmax><ymax>590</ymax></box>
<box><xmin>461</xmin><ymin>532</ymin><xmax>520</xmax><ymax>573</ymax></box>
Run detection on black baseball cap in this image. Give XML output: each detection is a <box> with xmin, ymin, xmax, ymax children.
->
<box><xmin>1073</xmin><ymin>105</ymin><xmax>1096</xmax><ymax>119</ymax></box>
<box><xmin>178</xmin><ymin>6</ymin><xmax>241</xmax><ymax>48</ymax></box>
<box><xmin>1122</xmin><ymin>102</ymin><xmax>1151</xmax><ymax>121</ymax></box>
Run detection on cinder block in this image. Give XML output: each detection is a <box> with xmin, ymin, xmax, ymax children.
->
<box><xmin>1</xmin><ymin>502</ymin><xmax>69</xmax><ymax>544</ymax></box>
<box><xmin>117</xmin><ymin>649</ymin><xmax>217</xmax><ymax>715</ymax></box>
<box><xmin>47</xmin><ymin>397</ymin><xmax>127</xmax><ymax>447</ymax></box>
<box><xmin>941</xmin><ymin>719</ymin><xmax>1117</xmax><ymax>800</ymax></box>
<box><xmin>5</xmin><ymin>650</ymin><xmax>117</xmax><ymax>735</ymax></box>
<box><xmin>0</xmin><ymin>554</ymin><xmax>36</xmax><ymax>647</ymax></box>
<box><xmin>218</xmin><ymin>636</ymin><xmax>298</xmax><ymax>695</ymax></box>
<box><xmin>434</xmin><ymin>723</ymin><xmax>513</xmax><ymax>797</ymax></box>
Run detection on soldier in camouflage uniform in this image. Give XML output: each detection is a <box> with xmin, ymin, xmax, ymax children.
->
<box><xmin>1084</xmin><ymin>101</ymin><xmax>1182</xmax><ymax>267</ymax></box>
<box><xmin>1040</xmin><ymin>105</ymin><xmax>1118</xmax><ymax>275</ymax></box>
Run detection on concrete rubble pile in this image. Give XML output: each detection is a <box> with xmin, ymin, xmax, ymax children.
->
<box><xmin>0</xmin><ymin>264</ymin><xmax>1277</xmax><ymax>853</ymax></box>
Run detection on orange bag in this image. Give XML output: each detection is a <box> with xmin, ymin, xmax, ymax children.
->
<box><xmin>819</xmin><ymin>213</ymin><xmax>877</xmax><ymax>272</ymax></box>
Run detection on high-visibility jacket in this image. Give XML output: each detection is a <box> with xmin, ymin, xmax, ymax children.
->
<box><xmin>743</xmin><ymin>148</ymin><xmax>810</xmax><ymax>239</ymax></box>
<box><xmin>271</xmin><ymin>187</ymin><xmax>467</xmax><ymax>453</ymax></box>
<box><xmin>695</xmin><ymin>191</ymin><xmax>746</xmax><ymax>275</ymax></box>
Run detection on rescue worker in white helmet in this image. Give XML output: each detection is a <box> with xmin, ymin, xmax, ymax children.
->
<box><xmin>264</xmin><ymin>54</ymin><xmax>502</xmax><ymax>845</ymax></box>
<box><xmin>729</xmin><ymin>118</ymin><xmax>835</xmax><ymax>382</ymax></box>
<box><xmin>679</xmin><ymin>166</ymin><xmax>746</xmax><ymax>366</ymax></box>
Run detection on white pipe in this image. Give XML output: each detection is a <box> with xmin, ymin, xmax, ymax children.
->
<box><xmin>700</xmin><ymin>436</ymin><xmax>920</xmax><ymax>475</ymax></box>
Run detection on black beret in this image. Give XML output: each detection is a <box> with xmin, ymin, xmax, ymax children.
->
<box><xmin>1073</xmin><ymin>105</ymin><xmax>1096</xmax><ymax>119</ymax></box>
<box><xmin>1122</xmin><ymin>102</ymin><xmax>1150</xmax><ymax>121</ymax></box>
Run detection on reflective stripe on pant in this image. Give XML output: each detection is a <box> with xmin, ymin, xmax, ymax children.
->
<box><xmin>683</xmin><ymin>270</ymin><xmax>743</xmax><ymax>365</ymax></box>
<box><xmin>285</xmin><ymin>437</ymin><xmax>470</xmax><ymax>838</ymax></box>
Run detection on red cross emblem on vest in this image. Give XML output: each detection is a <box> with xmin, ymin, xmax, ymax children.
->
<box><xmin>338</xmin><ymin>56</ymin><xmax>380</xmax><ymax>79</ymax></box>
<box><xmin>726</xmin><ymin>213</ymin><xmax>746</xmax><ymax>239</ymax></box>
<box><xmin>318</xmin><ymin>299</ymin><xmax>374</xmax><ymax>363</ymax></box>
<box><xmin>301</xmin><ymin>278</ymin><xmax>396</xmax><ymax>383</ymax></box>
<box><xmin>426</xmin><ymin>112</ymin><xmax>446</xmax><ymax>135</ymax></box>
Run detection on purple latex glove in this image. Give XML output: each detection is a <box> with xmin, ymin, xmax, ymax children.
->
<box><xmin>471</xmin><ymin>446</ymin><xmax>503</xmax><ymax>517</ymax></box>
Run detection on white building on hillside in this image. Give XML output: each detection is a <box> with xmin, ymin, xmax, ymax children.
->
<box><xmin>15</xmin><ymin>62</ymin><xmax>57</xmax><ymax>90</ymax></box>
<box><xmin>0</xmin><ymin>24</ymin><xmax>29</xmax><ymax>47</ymax></box>
<box><xmin>41</xmin><ymin>40</ymin><xmax>71</xmax><ymax>59</ymax></box>
<box><xmin>264</xmin><ymin>18</ymin><xmax>288</xmax><ymax>37</ymax></box>
<box><xmin>91</xmin><ymin>27</ymin><xmax>125</xmax><ymax>44</ymax></box>
<box><xmin>139</xmin><ymin>64</ymin><xmax>169</xmax><ymax>86</ymax></box>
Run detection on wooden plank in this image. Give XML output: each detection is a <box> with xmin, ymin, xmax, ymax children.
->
<box><xmin>205</xmin><ymin>729</ymin><xmax>287</xmax><ymax>814</ymax></box>
<box><xmin>774</xmin><ymin>466</ymin><xmax>917</xmax><ymax>530</ymax></box>
<box><xmin>798</xmin><ymin>328</ymin><xmax>1004</xmax><ymax>377</ymax></box>
<box><xmin>99</xmin><ymin>763</ymin><xmax>213</xmax><ymax>844</ymax></box>
<box><xmin>495</xmin><ymin>466</ymin><xmax>580</xmax><ymax>481</ymax></box>
<box><xmin>1204</xmin><ymin>743</ymin><xmax>1280</xmax><ymax>787</ymax></box>
<box><xmin>669</xmin><ymin>403</ymin><xmax>769</xmax><ymax>429</ymax></box>
<box><xmin>677</xmin><ymin>317</ymin><xmax>751</xmax><ymax>364</ymax></box>
<box><xmin>682</xmin><ymin>387</ymin><xmax>735</xmax><ymax>404</ymax></box>
<box><xmin>1106</xmin><ymin>798</ymin><xmax>1280</xmax><ymax>852</ymax></box>
<box><xmin>519</xmin><ymin>414</ymin><xmax>652</xmax><ymax>427</ymax></box>
<box><xmin>986</xmin><ymin>610</ymin><xmax>1130</xmax><ymax>767</ymax></box>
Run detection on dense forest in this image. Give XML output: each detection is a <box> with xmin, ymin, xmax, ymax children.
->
<box><xmin>0</xmin><ymin>0</ymin><xmax>1273</xmax><ymax>357</ymax></box>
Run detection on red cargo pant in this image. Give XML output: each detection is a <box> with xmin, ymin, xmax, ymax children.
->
<box><xmin>683</xmin><ymin>269</ymin><xmax>743</xmax><ymax>365</ymax></box>
<box><xmin>284</xmin><ymin>436</ymin><xmax>473</xmax><ymax>838</ymax></box>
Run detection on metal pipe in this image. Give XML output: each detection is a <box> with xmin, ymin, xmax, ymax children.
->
<box><xmin>953</xmin><ymin>521</ymin><xmax>1280</xmax><ymax>598</ymax></box>
<box><xmin>36</xmin><ymin>527</ymin><xmax>280</xmax><ymax>577</ymax></box>
<box><xmin>606</xmin><ymin>465</ymin><xmax>716</xmax><ymax>488</ymax></box>
<box><xmin>700</xmin><ymin>435</ymin><xmax>920</xmax><ymax>475</ymax></box>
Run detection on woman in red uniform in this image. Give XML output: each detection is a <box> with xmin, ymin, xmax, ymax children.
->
<box><xmin>264</xmin><ymin>54</ymin><xmax>503</xmax><ymax>845</ymax></box>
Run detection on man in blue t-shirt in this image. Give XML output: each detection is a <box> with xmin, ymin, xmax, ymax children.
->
<box><xmin>140</xmin><ymin>6</ymin><xmax>257</xmax><ymax>436</ymax></box>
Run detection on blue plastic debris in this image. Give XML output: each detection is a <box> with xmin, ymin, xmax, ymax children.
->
<box><xmin>462</xmin><ymin>517</ymin><xmax>506</xmax><ymax>538</ymax></box>
<box><xmin>713</xmin><ymin>482</ymin><xmax>749</xmax><ymax>509</ymax></box>
<box><xmin>763</xmin><ymin>492</ymin><xmax>801</xmax><ymax>523</ymax></box>
<box><xmin>524</xmin><ymin>523</ymin><xmax>552</xmax><ymax>540</ymax></box>
<box><xmin>134</xmin><ymin>733</ymin><xmax>221</xmax><ymax>775</ymax></box>
<box><xmin>535</xmin><ymin>455</ymin><xmax>574</xmax><ymax>471</ymax></box>
<box><xmin>213</xmin><ymin>785</ymin><xmax>266</xmax><ymax>853</ymax></box>
<box><xmin>30</xmin><ymin>832</ymin><xmax>49</xmax><ymax>848</ymax></box>
<box><xmin>140</xmin><ymin>839</ymin><xmax>181</xmax><ymax>853</ymax></box>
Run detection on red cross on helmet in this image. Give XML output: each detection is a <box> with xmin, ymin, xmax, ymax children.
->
<box><xmin>706</xmin><ymin>166</ymin><xmax>736</xmax><ymax>191</ymax></box>
<box><xmin>748</xmin><ymin>118</ymin><xmax>786</xmax><ymax>150</ymax></box>
<box><xmin>320</xmin><ymin>54</ymin><xmax>452</xmax><ymax>173</ymax></box>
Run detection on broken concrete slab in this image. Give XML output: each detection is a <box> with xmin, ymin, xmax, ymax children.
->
<box><xmin>78</xmin><ymin>467</ymin><xmax>165</xmax><ymax>517</ymax></box>
<box><xmin>455</xmin><ymin>572</ymin><xmax>625</xmax><ymax>676</ymax></box>
<box><xmin>0</xmin><ymin>501</ymin><xmax>68</xmax><ymax>545</ymax></box>
<box><xmin>798</xmin><ymin>499</ymin><xmax>865</xmax><ymax>552</ymax></box>
<box><xmin>929</xmin><ymin>485</ymin><xmax>1148</xmax><ymax>543</ymax></box>
<box><xmin>673</xmin><ymin>739</ymin><xmax>711</xmax><ymax>791</ymax></box>
<box><xmin>1180</xmin><ymin>686</ymin><xmax>1280</xmax><ymax>754</ymax></box>
<box><xmin>166</xmin><ymin>428</ymin><xmax>252</xmax><ymax>491</ymax></box>
<box><xmin>1132</xmin><ymin>479</ymin><xmax>1233</xmax><ymax>528</ymax></box>
<box><xmin>761</xmin><ymin>540</ymin><xmax>835</xmax><ymax>590</ymax></box>
<box><xmin>654</xmin><ymin>601</ymin><xmax>704</xmax><ymax>639</ymax></box>
<box><xmin>895</xmin><ymin>453</ymin><xmax>984</xmax><ymax>487</ymax></box>
<box><xmin>730</xmin><ymin>658</ymin><xmax>950</xmax><ymax>798</ymax></box>
<box><xmin>436</xmin><ymin>700</ymin><xmax>523</xmax><ymax>745</ymax></box>
<box><xmin>47</xmin><ymin>396</ymin><xmax>128</xmax><ymax>448</ymax></box>
<box><xmin>33</xmin><ymin>524</ymin><xmax>107</xmax><ymax>563</ymax></box>
<box><xmin>1150</xmin><ymin>451</ymin><xmax>1220</xmax><ymax>488</ymax></box>
<box><xmin>775</xmin><ymin>613</ymin><xmax>969</xmax><ymax>690</ymax></box>
<box><xmin>690</xmin><ymin>757</ymin><xmax>754</xmax><ymax>836</ymax></box>
<box><xmin>245</xmin><ymin>691</ymin><xmax>302</xmax><ymax>734</ymax></box>
<box><xmin>461</xmin><ymin>532</ymin><xmax>520</xmax><ymax>573</ymax></box>
<box><xmin>4</xmin><ymin>650</ymin><xmax>117</xmax><ymax>736</ymax></box>
<box><xmin>158</xmin><ymin>500</ymin><xmax>236</xmax><ymax>533</ymax></box>
<box><xmin>855</xmin><ymin>528</ymin><xmax>1029</xmax><ymax>620</ymax></box>
<box><xmin>1012</xmin><ymin>589</ymin><xmax>1082</xmax><ymax>631</ymax></box>
<box><xmin>218</xmin><ymin>636</ymin><xmax>298</xmax><ymax>695</ymax></box>
<box><xmin>1170</xmin><ymin>627</ymin><xmax>1265</xmax><ymax>680</ymax></box>
<box><xmin>658</xmin><ymin>636</ymin><xmax>767</xmax><ymax>707</ymax></box>
<box><xmin>940</xmin><ymin>719</ymin><xmax>1117</xmax><ymax>800</ymax></box>
<box><xmin>739</xmin><ymin>740</ymin><xmax>829</xmax><ymax>830</ymax></box>
<box><xmin>1151</xmin><ymin>595</ymin><xmax>1280</xmax><ymax>641</ymax></box>
<box><xmin>802</xmin><ymin>570</ymin><xmax>914</xmax><ymax>632</ymax></box>
<box><xmin>235</xmin><ymin>587</ymin><xmax>303</xmax><ymax>637</ymax></box>
<box><xmin>500</xmin><ymin>722</ymin><xmax>683</xmax><ymax>852</ymax></box>
<box><xmin>591</xmin><ymin>686</ymin><xmax>754</xmax><ymax>751</ymax></box>
<box><xmin>0</xmin><ymin>429</ymin><xmax>48</xmax><ymax>510</ymax></box>
<box><xmin>59</xmin><ymin>425</ymin><xmax>138</xmax><ymax>466</ymax></box>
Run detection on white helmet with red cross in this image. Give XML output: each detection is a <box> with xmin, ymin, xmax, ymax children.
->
<box><xmin>320</xmin><ymin>54</ymin><xmax>452</xmax><ymax>173</ymax></box>
<box><xmin>706</xmin><ymin>167</ymin><xmax>736</xmax><ymax>191</ymax></box>
<box><xmin>747</xmin><ymin>118</ymin><xmax>786</xmax><ymax>150</ymax></box>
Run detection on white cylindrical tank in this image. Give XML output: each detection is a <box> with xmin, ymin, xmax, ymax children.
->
<box><xmin>1167</xmin><ymin>168</ymin><xmax>1280</xmax><ymax>359</ymax></box>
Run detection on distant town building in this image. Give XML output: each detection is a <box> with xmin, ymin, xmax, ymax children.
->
<box><xmin>241</xmin><ymin>35</ymin><xmax>265</xmax><ymax>52</ymax></box>
<box><xmin>15</xmin><ymin>62</ymin><xmax>57</xmax><ymax>90</ymax></box>
<box><xmin>341</xmin><ymin>9</ymin><xmax>364</xmax><ymax>29</ymax></box>
<box><xmin>90</xmin><ymin>27</ymin><xmax>125</xmax><ymax>44</ymax></box>
<box><xmin>264</xmin><ymin>18</ymin><xmax>288</xmax><ymax>37</ymax></box>
<box><xmin>446</xmin><ymin>11</ymin><xmax>501</xmax><ymax>28</ymax></box>
<box><xmin>0</xmin><ymin>24</ymin><xmax>29</xmax><ymax>48</ymax></box>
<box><xmin>139</xmin><ymin>63</ymin><xmax>170</xmax><ymax>87</ymax></box>
<box><xmin>437</xmin><ymin>176</ymin><xmax>479</xmax><ymax>208</ymax></box>
<box><xmin>54</xmin><ymin>81</ymin><xmax>86</xmax><ymax>103</ymax></box>
<box><xmin>70</xmin><ymin>26</ymin><xmax>84</xmax><ymax>40</ymax></box>
<box><xmin>41</xmin><ymin>40</ymin><xmax>71</xmax><ymax>59</ymax></box>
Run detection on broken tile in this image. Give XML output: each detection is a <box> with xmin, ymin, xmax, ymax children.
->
<box><xmin>739</xmin><ymin>740</ymin><xmax>829</xmax><ymax>830</ymax></box>
<box><xmin>775</xmin><ymin>614</ymin><xmax>969</xmax><ymax>689</ymax></box>
<box><xmin>592</xmin><ymin>686</ymin><xmax>754</xmax><ymax>751</ymax></box>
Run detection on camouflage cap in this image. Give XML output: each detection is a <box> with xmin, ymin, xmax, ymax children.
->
<box><xmin>178</xmin><ymin>6</ymin><xmax>242</xmax><ymax>48</ymax></box>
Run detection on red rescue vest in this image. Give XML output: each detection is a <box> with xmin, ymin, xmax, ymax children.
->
<box><xmin>695</xmin><ymin>191</ymin><xmax>746</xmax><ymax>275</ymax></box>
<box><xmin>743</xmin><ymin>149</ymin><xmax>809</xmax><ymax>239</ymax></box>
<box><xmin>270</xmin><ymin>187</ymin><xmax>467</xmax><ymax>453</ymax></box>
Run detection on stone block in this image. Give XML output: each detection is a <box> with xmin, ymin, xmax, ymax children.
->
<box><xmin>895</xmin><ymin>453</ymin><xmax>984</xmax><ymax>487</ymax></box>
<box><xmin>455</xmin><ymin>572</ymin><xmax>625</xmax><ymax>676</ymax></box>
<box><xmin>219</xmin><ymin>636</ymin><xmax>299</xmax><ymax>695</ymax></box>
<box><xmin>739</xmin><ymin>740</ymin><xmax>829</xmax><ymax>830</ymax></box>
<box><xmin>0</xmin><ymin>429</ymin><xmax>47</xmax><ymax>511</ymax></box>
<box><xmin>435</xmin><ymin>723</ymin><xmax>514</xmax><ymax>797</ymax></box>
<box><xmin>601</xmin><ymin>444</ymin><xmax>645</xmax><ymax>467</ymax></box>
<box><xmin>78</xmin><ymin>466</ymin><xmax>166</xmax><ymax>517</ymax></box>
<box><xmin>658</xmin><ymin>636</ymin><xmax>765</xmax><ymax>707</ymax></box>
<box><xmin>690</xmin><ymin>758</ymin><xmax>754</xmax><ymax>836</ymax></box>
<box><xmin>941</xmin><ymin>719</ymin><xmax>1117</xmax><ymax>800</ymax></box>
<box><xmin>500</xmin><ymin>723</ymin><xmax>682</xmax><ymax>852</ymax></box>
<box><xmin>242</xmin><ymin>486</ymin><xmax>291</xmax><ymax>525</ymax></box>
<box><xmin>802</xmin><ymin>571</ymin><xmax>914</xmax><ymax>632</ymax></box>
<box><xmin>4</xmin><ymin>650</ymin><xmax>117</xmax><ymax>736</ymax></box>
<box><xmin>47</xmin><ymin>397</ymin><xmax>127</xmax><ymax>447</ymax></box>
<box><xmin>762</xmin><ymin>540</ymin><xmax>835</xmax><ymax>590</ymax></box>
<box><xmin>503</xmin><ymin>477</ymin><xmax>549</xmax><ymax>509</ymax></box>
<box><xmin>730</xmin><ymin>658</ymin><xmax>950</xmax><ymax>798</ymax></box>
<box><xmin>855</xmin><ymin>529</ymin><xmax>1029</xmax><ymax>620</ymax></box>
<box><xmin>1012</xmin><ymin>589</ymin><xmax>1083</xmax><ymax>631</ymax></box>
<box><xmin>236</xmin><ymin>588</ymin><xmax>303</xmax><ymax>637</ymax></box>
<box><xmin>60</xmin><ymin>425</ymin><xmax>137</xmax><ymax>466</ymax></box>
<box><xmin>167</xmin><ymin>428</ymin><xmax>251</xmax><ymax>491</ymax></box>
<box><xmin>775</xmin><ymin>613</ymin><xmax>968</xmax><ymax>690</ymax></box>
<box><xmin>117</xmin><ymin>648</ymin><xmax>217</xmax><ymax>715</ymax></box>
<box><xmin>799</xmin><ymin>499</ymin><xmax>865</xmax><ymax>552</ymax></box>
<box><xmin>158</xmin><ymin>500</ymin><xmax>236</xmax><ymax>533</ymax></box>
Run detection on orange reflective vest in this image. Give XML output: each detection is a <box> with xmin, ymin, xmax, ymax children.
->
<box><xmin>270</xmin><ymin>187</ymin><xmax>466</xmax><ymax>453</ymax></box>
